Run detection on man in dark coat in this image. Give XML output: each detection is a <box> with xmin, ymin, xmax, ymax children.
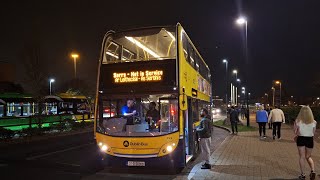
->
<box><xmin>229</xmin><ymin>106</ymin><xmax>240</xmax><ymax>134</ymax></box>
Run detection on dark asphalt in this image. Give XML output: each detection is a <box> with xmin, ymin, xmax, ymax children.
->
<box><xmin>0</xmin><ymin>127</ymin><xmax>229</xmax><ymax>180</ymax></box>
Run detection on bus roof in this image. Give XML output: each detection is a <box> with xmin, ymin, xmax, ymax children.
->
<box><xmin>58</xmin><ymin>93</ymin><xmax>87</xmax><ymax>99</ymax></box>
<box><xmin>0</xmin><ymin>93</ymin><xmax>33</xmax><ymax>99</ymax></box>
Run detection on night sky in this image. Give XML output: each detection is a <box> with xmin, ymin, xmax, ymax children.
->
<box><xmin>1</xmin><ymin>0</ymin><xmax>320</xmax><ymax>99</ymax></box>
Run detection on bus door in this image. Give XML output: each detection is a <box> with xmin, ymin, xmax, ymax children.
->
<box><xmin>185</xmin><ymin>97</ymin><xmax>197</xmax><ymax>162</ymax></box>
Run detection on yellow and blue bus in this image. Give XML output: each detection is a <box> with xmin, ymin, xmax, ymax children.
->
<box><xmin>94</xmin><ymin>23</ymin><xmax>212</xmax><ymax>169</ymax></box>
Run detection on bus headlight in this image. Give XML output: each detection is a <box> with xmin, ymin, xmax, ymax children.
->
<box><xmin>159</xmin><ymin>143</ymin><xmax>177</xmax><ymax>156</ymax></box>
<box><xmin>98</xmin><ymin>142</ymin><xmax>109</xmax><ymax>152</ymax></box>
<box><xmin>101</xmin><ymin>145</ymin><xmax>108</xmax><ymax>151</ymax></box>
<box><xmin>166</xmin><ymin>145</ymin><xmax>173</xmax><ymax>152</ymax></box>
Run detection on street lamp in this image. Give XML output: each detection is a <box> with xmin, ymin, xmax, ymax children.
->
<box><xmin>241</xmin><ymin>87</ymin><xmax>245</xmax><ymax>106</ymax></box>
<box><xmin>49</xmin><ymin>78</ymin><xmax>55</xmax><ymax>95</ymax></box>
<box><xmin>275</xmin><ymin>81</ymin><xmax>282</xmax><ymax>107</ymax></box>
<box><xmin>232</xmin><ymin>70</ymin><xmax>238</xmax><ymax>105</ymax></box>
<box><xmin>71</xmin><ymin>53</ymin><xmax>79</xmax><ymax>79</ymax></box>
<box><xmin>271</xmin><ymin>87</ymin><xmax>275</xmax><ymax>107</ymax></box>
<box><xmin>236</xmin><ymin>17</ymin><xmax>248</xmax><ymax>61</ymax></box>
<box><xmin>233</xmin><ymin>70</ymin><xmax>238</xmax><ymax>80</ymax></box>
<box><xmin>222</xmin><ymin>59</ymin><xmax>228</xmax><ymax>108</ymax></box>
<box><xmin>236</xmin><ymin>79</ymin><xmax>241</xmax><ymax>105</ymax></box>
<box><xmin>265</xmin><ymin>93</ymin><xmax>269</xmax><ymax>105</ymax></box>
<box><xmin>236</xmin><ymin>16</ymin><xmax>249</xmax><ymax>126</ymax></box>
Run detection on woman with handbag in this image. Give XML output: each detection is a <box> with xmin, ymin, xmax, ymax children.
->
<box><xmin>294</xmin><ymin>106</ymin><xmax>317</xmax><ymax>180</ymax></box>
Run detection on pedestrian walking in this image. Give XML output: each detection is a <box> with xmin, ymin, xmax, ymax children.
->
<box><xmin>294</xmin><ymin>106</ymin><xmax>317</xmax><ymax>180</ymax></box>
<box><xmin>229</xmin><ymin>106</ymin><xmax>239</xmax><ymax>135</ymax></box>
<box><xmin>256</xmin><ymin>105</ymin><xmax>268</xmax><ymax>139</ymax></box>
<box><xmin>196</xmin><ymin>108</ymin><xmax>212</xmax><ymax>169</ymax></box>
<box><xmin>268</xmin><ymin>105</ymin><xmax>285</xmax><ymax>140</ymax></box>
<box><xmin>241</xmin><ymin>106</ymin><xmax>246</xmax><ymax>120</ymax></box>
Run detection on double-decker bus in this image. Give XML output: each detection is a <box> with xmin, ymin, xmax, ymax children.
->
<box><xmin>44</xmin><ymin>93</ymin><xmax>92</xmax><ymax>121</ymax></box>
<box><xmin>94</xmin><ymin>23</ymin><xmax>212</xmax><ymax>169</ymax></box>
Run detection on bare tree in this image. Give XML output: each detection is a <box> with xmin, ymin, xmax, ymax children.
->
<box><xmin>20</xmin><ymin>42</ymin><xmax>48</xmax><ymax>97</ymax></box>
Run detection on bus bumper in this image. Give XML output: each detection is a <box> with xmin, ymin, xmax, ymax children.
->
<box><xmin>97</xmin><ymin>139</ymin><xmax>185</xmax><ymax>169</ymax></box>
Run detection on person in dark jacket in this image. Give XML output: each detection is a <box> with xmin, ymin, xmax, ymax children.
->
<box><xmin>229</xmin><ymin>106</ymin><xmax>239</xmax><ymax>134</ymax></box>
<box><xmin>196</xmin><ymin>108</ymin><xmax>212</xmax><ymax>169</ymax></box>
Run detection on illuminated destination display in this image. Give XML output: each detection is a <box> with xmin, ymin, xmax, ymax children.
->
<box><xmin>113</xmin><ymin>70</ymin><xmax>163</xmax><ymax>83</ymax></box>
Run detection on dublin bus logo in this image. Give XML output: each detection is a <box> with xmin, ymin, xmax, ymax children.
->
<box><xmin>123</xmin><ymin>140</ymin><xmax>129</xmax><ymax>147</ymax></box>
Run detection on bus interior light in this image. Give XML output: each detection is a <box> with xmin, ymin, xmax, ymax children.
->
<box><xmin>165</xmin><ymin>30</ymin><xmax>176</xmax><ymax>41</ymax></box>
<box><xmin>125</xmin><ymin>36</ymin><xmax>160</xmax><ymax>58</ymax></box>
<box><xmin>106</xmin><ymin>52</ymin><xmax>119</xmax><ymax>58</ymax></box>
<box><xmin>106</xmin><ymin>51</ymin><xmax>127</xmax><ymax>60</ymax></box>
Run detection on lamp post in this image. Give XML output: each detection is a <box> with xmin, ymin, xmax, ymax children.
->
<box><xmin>271</xmin><ymin>87</ymin><xmax>275</xmax><ymax>107</ymax></box>
<box><xmin>265</xmin><ymin>93</ymin><xmax>269</xmax><ymax>105</ymax></box>
<box><xmin>49</xmin><ymin>79</ymin><xmax>55</xmax><ymax>95</ymax></box>
<box><xmin>71</xmin><ymin>53</ymin><xmax>79</xmax><ymax>79</ymax></box>
<box><xmin>236</xmin><ymin>17</ymin><xmax>248</xmax><ymax>63</ymax></box>
<box><xmin>222</xmin><ymin>59</ymin><xmax>228</xmax><ymax>109</ymax></box>
<box><xmin>242</xmin><ymin>87</ymin><xmax>245</xmax><ymax>106</ymax></box>
<box><xmin>236</xmin><ymin>78</ymin><xmax>240</xmax><ymax>105</ymax></box>
<box><xmin>236</xmin><ymin>16</ymin><xmax>249</xmax><ymax>126</ymax></box>
<box><xmin>275</xmin><ymin>81</ymin><xmax>282</xmax><ymax>107</ymax></box>
<box><xmin>233</xmin><ymin>70</ymin><xmax>238</xmax><ymax>80</ymax></box>
<box><xmin>232</xmin><ymin>70</ymin><xmax>238</xmax><ymax>105</ymax></box>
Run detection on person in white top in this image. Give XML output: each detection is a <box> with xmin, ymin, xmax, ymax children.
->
<box><xmin>268</xmin><ymin>105</ymin><xmax>285</xmax><ymax>140</ymax></box>
<box><xmin>294</xmin><ymin>106</ymin><xmax>317</xmax><ymax>180</ymax></box>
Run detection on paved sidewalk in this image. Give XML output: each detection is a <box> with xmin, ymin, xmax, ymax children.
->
<box><xmin>184</xmin><ymin>120</ymin><xmax>320</xmax><ymax>180</ymax></box>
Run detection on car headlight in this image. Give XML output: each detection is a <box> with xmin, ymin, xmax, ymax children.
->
<box><xmin>216</xmin><ymin>109</ymin><xmax>221</xmax><ymax>113</ymax></box>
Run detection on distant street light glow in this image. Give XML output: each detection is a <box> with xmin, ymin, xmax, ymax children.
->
<box><xmin>49</xmin><ymin>78</ymin><xmax>55</xmax><ymax>95</ymax></box>
<box><xmin>222</xmin><ymin>59</ymin><xmax>228</xmax><ymax>109</ymax></box>
<box><xmin>71</xmin><ymin>54</ymin><xmax>79</xmax><ymax>58</ymax></box>
<box><xmin>71</xmin><ymin>53</ymin><xmax>79</xmax><ymax>79</ymax></box>
<box><xmin>236</xmin><ymin>17</ymin><xmax>247</xmax><ymax>25</ymax></box>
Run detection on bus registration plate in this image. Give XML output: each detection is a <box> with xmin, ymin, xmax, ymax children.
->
<box><xmin>127</xmin><ymin>161</ymin><xmax>145</xmax><ymax>167</ymax></box>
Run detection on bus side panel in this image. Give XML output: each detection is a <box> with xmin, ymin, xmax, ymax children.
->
<box><xmin>99</xmin><ymin>139</ymin><xmax>186</xmax><ymax>169</ymax></box>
